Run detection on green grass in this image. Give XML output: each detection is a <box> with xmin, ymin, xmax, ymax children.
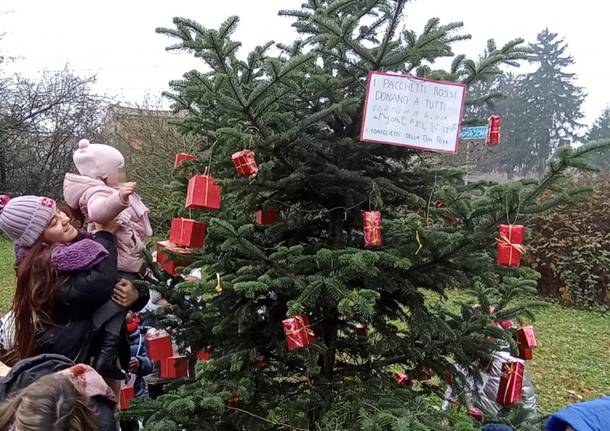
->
<box><xmin>0</xmin><ymin>237</ymin><xmax>607</xmax><ymax>414</ymax></box>
<box><xmin>0</xmin><ymin>237</ymin><xmax>15</xmax><ymax>312</ymax></box>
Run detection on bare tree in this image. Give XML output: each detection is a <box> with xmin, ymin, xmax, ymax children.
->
<box><xmin>0</xmin><ymin>68</ymin><xmax>106</xmax><ymax>197</ymax></box>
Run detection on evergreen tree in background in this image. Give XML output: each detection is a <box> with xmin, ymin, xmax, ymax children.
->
<box><xmin>129</xmin><ymin>2</ymin><xmax>608</xmax><ymax>430</ymax></box>
<box><xmin>587</xmin><ymin>107</ymin><xmax>610</xmax><ymax>169</ymax></box>
<box><xmin>468</xmin><ymin>29</ymin><xmax>585</xmax><ymax>178</ymax></box>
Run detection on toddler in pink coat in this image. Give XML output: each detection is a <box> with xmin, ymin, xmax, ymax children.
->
<box><xmin>63</xmin><ymin>138</ymin><xmax>153</xmax><ymax>379</ymax></box>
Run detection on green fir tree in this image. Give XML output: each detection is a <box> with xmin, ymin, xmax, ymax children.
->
<box><xmin>126</xmin><ymin>2</ymin><xmax>609</xmax><ymax>430</ymax></box>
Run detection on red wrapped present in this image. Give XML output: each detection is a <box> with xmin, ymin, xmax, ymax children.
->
<box><xmin>255</xmin><ymin>355</ymin><xmax>268</xmax><ymax>369</ymax></box>
<box><xmin>175</xmin><ymin>153</ymin><xmax>196</xmax><ymax>168</ymax></box>
<box><xmin>231</xmin><ymin>149</ymin><xmax>258</xmax><ymax>177</ymax></box>
<box><xmin>197</xmin><ymin>346</ymin><xmax>212</xmax><ymax>361</ymax></box>
<box><xmin>186</xmin><ymin>175</ymin><xmax>221</xmax><ymax>211</ymax></box>
<box><xmin>169</xmin><ymin>217</ymin><xmax>207</xmax><ymax>248</ymax></box>
<box><xmin>156</xmin><ymin>240</ymin><xmax>192</xmax><ymax>276</ymax></box>
<box><xmin>355</xmin><ymin>323</ymin><xmax>368</xmax><ymax>337</ymax></box>
<box><xmin>498</xmin><ymin>319</ymin><xmax>514</xmax><ymax>330</ymax></box>
<box><xmin>518</xmin><ymin>345</ymin><xmax>533</xmax><ymax>360</ymax></box>
<box><xmin>282</xmin><ymin>314</ymin><xmax>316</xmax><ymax>350</ymax></box>
<box><xmin>362</xmin><ymin>211</ymin><xmax>382</xmax><ymax>248</ymax></box>
<box><xmin>496</xmin><ymin>361</ymin><xmax>524</xmax><ymax>406</ymax></box>
<box><xmin>256</xmin><ymin>208</ymin><xmax>279</xmax><ymax>225</ymax></box>
<box><xmin>517</xmin><ymin>326</ymin><xmax>537</xmax><ymax>349</ymax></box>
<box><xmin>418</xmin><ymin>367</ymin><xmax>433</xmax><ymax>381</ymax></box>
<box><xmin>442</xmin><ymin>370</ymin><xmax>454</xmax><ymax>385</ymax></box>
<box><xmin>228</xmin><ymin>389</ymin><xmax>240</xmax><ymax>407</ymax></box>
<box><xmin>119</xmin><ymin>380</ymin><xmax>135</xmax><ymax>410</ymax></box>
<box><xmin>394</xmin><ymin>372</ymin><xmax>414</xmax><ymax>388</ymax></box>
<box><xmin>497</xmin><ymin>224</ymin><xmax>525</xmax><ymax>267</ymax></box>
<box><xmin>467</xmin><ymin>407</ymin><xmax>485</xmax><ymax>422</ymax></box>
<box><xmin>145</xmin><ymin>331</ymin><xmax>173</xmax><ymax>362</ymax></box>
<box><xmin>486</xmin><ymin>115</ymin><xmax>501</xmax><ymax>145</ymax></box>
<box><xmin>160</xmin><ymin>355</ymin><xmax>189</xmax><ymax>379</ymax></box>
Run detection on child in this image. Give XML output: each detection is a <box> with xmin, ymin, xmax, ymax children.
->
<box><xmin>122</xmin><ymin>311</ymin><xmax>155</xmax><ymax>431</ymax></box>
<box><xmin>63</xmin><ymin>139</ymin><xmax>153</xmax><ymax>378</ymax></box>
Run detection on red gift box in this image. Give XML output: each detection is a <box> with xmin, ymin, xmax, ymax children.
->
<box><xmin>255</xmin><ymin>355</ymin><xmax>268</xmax><ymax>369</ymax></box>
<box><xmin>256</xmin><ymin>208</ymin><xmax>279</xmax><ymax>225</ymax></box>
<box><xmin>517</xmin><ymin>326</ymin><xmax>537</xmax><ymax>348</ymax></box>
<box><xmin>443</xmin><ymin>370</ymin><xmax>454</xmax><ymax>385</ymax></box>
<box><xmin>518</xmin><ymin>345</ymin><xmax>533</xmax><ymax>360</ymax></box>
<box><xmin>282</xmin><ymin>314</ymin><xmax>316</xmax><ymax>350</ymax></box>
<box><xmin>467</xmin><ymin>407</ymin><xmax>485</xmax><ymax>422</ymax></box>
<box><xmin>355</xmin><ymin>323</ymin><xmax>368</xmax><ymax>337</ymax></box>
<box><xmin>497</xmin><ymin>224</ymin><xmax>525</xmax><ymax>267</ymax></box>
<box><xmin>186</xmin><ymin>175</ymin><xmax>221</xmax><ymax>211</ymax></box>
<box><xmin>160</xmin><ymin>355</ymin><xmax>189</xmax><ymax>379</ymax></box>
<box><xmin>231</xmin><ymin>149</ymin><xmax>258</xmax><ymax>177</ymax></box>
<box><xmin>418</xmin><ymin>367</ymin><xmax>433</xmax><ymax>381</ymax></box>
<box><xmin>175</xmin><ymin>153</ymin><xmax>196</xmax><ymax>168</ymax></box>
<box><xmin>156</xmin><ymin>240</ymin><xmax>192</xmax><ymax>276</ymax></box>
<box><xmin>496</xmin><ymin>362</ymin><xmax>524</xmax><ymax>406</ymax></box>
<box><xmin>394</xmin><ymin>372</ymin><xmax>414</xmax><ymax>388</ymax></box>
<box><xmin>228</xmin><ymin>389</ymin><xmax>240</xmax><ymax>407</ymax></box>
<box><xmin>486</xmin><ymin>115</ymin><xmax>501</xmax><ymax>145</ymax></box>
<box><xmin>119</xmin><ymin>385</ymin><xmax>135</xmax><ymax>410</ymax></box>
<box><xmin>197</xmin><ymin>346</ymin><xmax>212</xmax><ymax>361</ymax></box>
<box><xmin>169</xmin><ymin>217</ymin><xmax>207</xmax><ymax>248</ymax></box>
<box><xmin>145</xmin><ymin>332</ymin><xmax>173</xmax><ymax>362</ymax></box>
<box><xmin>362</xmin><ymin>211</ymin><xmax>382</xmax><ymax>248</ymax></box>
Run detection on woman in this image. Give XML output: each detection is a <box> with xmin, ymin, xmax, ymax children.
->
<box><xmin>0</xmin><ymin>194</ymin><xmax>147</xmax><ymax>378</ymax></box>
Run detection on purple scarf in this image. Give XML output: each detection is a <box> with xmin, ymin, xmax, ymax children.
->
<box><xmin>51</xmin><ymin>239</ymin><xmax>109</xmax><ymax>272</ymax></box>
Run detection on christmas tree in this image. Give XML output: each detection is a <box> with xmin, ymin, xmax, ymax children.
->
<box><xmin>129</xmin><ymin>2</ymin><xmax>609</xmax><ymax>429</ymax></box>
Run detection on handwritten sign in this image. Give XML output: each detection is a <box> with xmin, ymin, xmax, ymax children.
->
<box><xmin>360</xmin><ymin>71</ymin><xmax>466</xmax><ymax>153</ymax></box>
<box><xmin>460</xmin><ymin>126</ymin><xmax>488</xmax><ymax>141</ymax></box>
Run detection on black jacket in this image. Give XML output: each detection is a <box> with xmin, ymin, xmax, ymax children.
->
<box><xmin>35</xmin><ymin>231</ymin><xmax>119</xmax><ymax>363</ymax></box>
<box><xmin>0</xmin><ymin>354</ymin><xmax>116</xmax><ymax>431</ymax></box>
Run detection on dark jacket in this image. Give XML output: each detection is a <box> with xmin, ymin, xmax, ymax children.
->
<box><xmin>35</xmin><ymin>231</ymin><xmax>118</xmax><ymax>363</ymax></box>
<box><xmin>0</xmin><ymin>354</ymin><xmax>116</xmax><ymax>431</ymax></box>
<box><xmin>128</xmin><ymin>325</ymin><xmax>155</xmax><ymax>397</ymax></box>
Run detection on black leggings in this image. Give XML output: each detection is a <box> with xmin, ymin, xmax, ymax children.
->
<box><xmin>91</xmin><ymin>271</ymin><xmax>140</xmax><ymax>335</ymax></box>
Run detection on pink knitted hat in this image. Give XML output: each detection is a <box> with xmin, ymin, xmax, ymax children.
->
<box><xmin>73</xmin><ymin>139</ymin><xmax>125</xmax><ymax>180</ymax></box>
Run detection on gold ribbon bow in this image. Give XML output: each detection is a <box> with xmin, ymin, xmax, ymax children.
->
<box><xmin>285</xmin><ymin>316</ymin><xmax>314</xmax><ymax>347</ymax></box>
<box><xmin>497</xmin><ymin>233</ymin><xmax>526</xmax><ymax>265</ymax></box>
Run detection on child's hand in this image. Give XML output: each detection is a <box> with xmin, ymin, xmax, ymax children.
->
<box><xmin>94</xmin><ymin>219</ymin><xmax>120</xmax><ymax>234</ymax></box>
<box><xmin>119</xmin><ymin>182</ymin><xmax>137</xmax><ymax>201</ymax></box>
<box><xmin>129</xmin><ymin>357</ymin><xmax>140</xmax><ymax>370</ymax></box>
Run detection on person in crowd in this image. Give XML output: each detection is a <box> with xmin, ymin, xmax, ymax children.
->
<box><xmin>0</xmin><ymin>195</ymin><xmax>147</xmax><ymax>381</ymax></box>
<box><xmin>0</xmin><ymin>354</ymin><xmax>117</xmax><ymax>430</ymax></box>
<box><xmin>545</xmin><ymin>395</ymin><xmax>610</xmax><ymax>431</ymax></box>
<box><xmin>63</xmin><ymin>138</ymin><xmax>153</xmax><ymax>378</ymax></box>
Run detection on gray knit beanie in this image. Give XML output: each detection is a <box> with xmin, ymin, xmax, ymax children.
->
<box><xmin>0</xmin><ymin>195</ymin><xmax>56</xmax><ymax>247</ymax></box>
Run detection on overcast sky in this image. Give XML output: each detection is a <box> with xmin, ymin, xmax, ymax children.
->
<box><xmin>1</xmin><ymin>1</ymin><xmax>608</xmax><ymax>126</ymax></box>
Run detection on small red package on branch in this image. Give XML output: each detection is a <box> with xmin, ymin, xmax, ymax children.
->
<box><xmin>256</xmin><ymin>208</ymin><xmax>279</xmax><ymax>225</ymax></box>
<box><xmin>282</xmin><ymin>314</ymin><xmax>316</xmax><ymax>350</ymax></box>
<box><xmin>362</xmin><ymin>210</ymin><xmax>382</xmax><ymax>248</ymax></box>
<box><xmin>169</xmin><ymin>217</ymin><xmax>207</xmax><ymax>248</ymax></box>
<box><xmin>255</xmin><ymin>355</ymin><xmax>268</xmax><ymax>369</ymax></box>
<box><xmin>355</xmin><ymin>323</ymin><xmax>368</xmax><ymax>337</ymax></box>
<box><xmin>228</xmin><ymin>389</ymin><xmax>240</xmax><ymax>407</ymax></box>
<box><xmin>418</xmin><ymin>367</ymin><xmax>433</xmax><ymax>381</ymax></box>
<box><xmin>186</xmin><ymin>175</ymin><xmax>221</xmax><ymax>211</ymax></box>
<box><xmin>467</xmin><ymin>407</ymin><xmax>485</xmax><ymax>422</ymax></box>
<box><xmin>156</xmin><ymin>240</ymin><xmax>192</xmax><ymax>276</ymax></box>
<box><xmin>160</xmin><ymin>355</ymin><xmax>189</xmax><ymax>379</ymax></box>
<box><xmin>231</xmin><ymin>149</ymin><xmax>258</xmax><ymax>177</ymax></box>
<box><xmin>517</xmin><ymin>326</ymin><xmax>537</xmax><ymax>349</ymax></box>
<box><xmin>486</xmin><ymin>115</ymin><xmax>501</xmax><ymax>145</ymax></box>
<box><xmin>174</xmin><ymin>153</ymin><xmax>196</xmax><ymax>168</ymax></box>
<box><xmin>394</xmin><ymin>372</ymin><xmax>414</xmax><ymax>389</ymax></box>
<box><xmin>497</xmin><ymin>224</ymin><xmax>525</xmax><ymax>267</ymax></box>
<box><xmin>119</xmin><ymin>374</ymin><xmax>136</xmax><ymax>410</ymax></box>
<box><xmin>197</xmin><ymin>346</ymin><xmax>212</xmax><ymax>361</ymax></box>
<box><xmin>145</xmin><ymin>329</ymin><xmax>173</xmax><ymax>362</ymax></box>
<box><xmin>496</xmin><ymin>361</ymin><xmax>524</xmax><ymax>406</ymax></box>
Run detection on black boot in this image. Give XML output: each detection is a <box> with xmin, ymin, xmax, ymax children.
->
<box><xmin>93</xmin><ymin>332</ymin><xmax>125</xmax><ymax>380</ymax></box>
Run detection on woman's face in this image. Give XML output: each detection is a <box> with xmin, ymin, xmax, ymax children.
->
<box><xmin>42</xmin><ymin>209</ymin><xmax>78</xmax><ymax>244</ymax></box>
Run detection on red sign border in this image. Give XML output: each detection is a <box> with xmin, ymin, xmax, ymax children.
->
<box><xmin>359</xmin><ymin>70</ymin><xmax>467</xmax><ymax>154</ymax></box>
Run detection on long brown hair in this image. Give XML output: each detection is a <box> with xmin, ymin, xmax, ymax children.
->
<box><xmin>13</xmin><ymin>237</ymin><xmax>66</xmax><ymax>359</ymax></box>
<box><xmin>0</xmin><ymin>373</ymin><xmax>97</xmax><ymax>431</ymax></box>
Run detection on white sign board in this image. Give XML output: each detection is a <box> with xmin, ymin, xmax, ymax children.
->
<box><xmin>360</xmin><ymin>71</ymin><xmax>467</xmax><ymax>154</ymax></box>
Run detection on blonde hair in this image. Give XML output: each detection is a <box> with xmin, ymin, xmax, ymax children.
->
<box><xmin>0</xmin><ymin>373</ymin><xmax>97</xmax><ymax>431</ymax></box>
